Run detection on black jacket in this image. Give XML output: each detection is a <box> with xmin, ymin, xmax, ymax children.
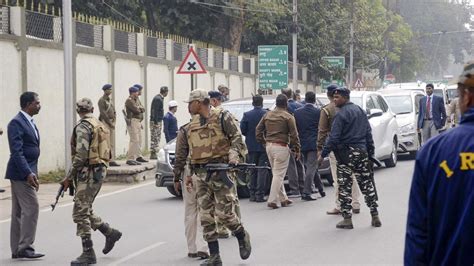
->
<box><xmin>294</xmin><ymin>104</ymin><xmax>320</xmax><ymax>152</ymax></box>
<box><xmin>150</xmin><ymin>94</ymin><xmax>164</xmax><ymax>123</ymax></box>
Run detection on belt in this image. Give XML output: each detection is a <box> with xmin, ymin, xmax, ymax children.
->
<box><xmin>268</xmin><ymin>142</ymin><xmax>288</xmax><ymax>147</ymax></box>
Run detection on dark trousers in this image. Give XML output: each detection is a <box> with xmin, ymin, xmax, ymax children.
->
<box><xmin>248</xmin><ymin>151</ymin><xmax>269</xmax><ymax>199</ymax></box>
<box><xmin>287</xmin><ymin>153</ymin><xmax>305</xmax><ymax>194</ymax></box>
<box><xmin>337</xmin><ymin>147</ymin><xmax>378</xmax><ymax>218</ymax></box>
<box><xmin>302</xmin><ymin>150</ymin><xmax>324</xmax><ymax>196</ymax></box>
<box><xmin>10</xmin><ymin>180</ymin><xmax>39</xmax><ymax>254</ymax></box>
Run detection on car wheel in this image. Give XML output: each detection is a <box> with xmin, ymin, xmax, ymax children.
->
<box><xmin>167</xmin><ymin>185</ymin><xmax>182</xmax><ymax>198</ymax></box>
<box><xmin>384</xmin><ymin>140</ymin><xmax>398</xmax><ymax>168</ymax></box>
<box><xmin>237</xmin><ymin>185</ymin><xmax>250</xmax><ymax>199</ymax></box>
<box><xmin>409</xmin><ymin>151</ymin><xmax>417</xmax><ymax>159</ymax></box>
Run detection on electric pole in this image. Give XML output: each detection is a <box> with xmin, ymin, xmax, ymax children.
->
<box><xmin>292</xmin><ymin>0</ymin><xmax>298</xmax><ymax>93</ymax></box>
<box><xmin>63</xmin><ymin>0</ymin><xmax>73</xmax><ymax>170</ymax></box>
<box><xmin>349</xmin><ymin>0</ymin><xmax>354</xmax><ymax>90</ymax></box>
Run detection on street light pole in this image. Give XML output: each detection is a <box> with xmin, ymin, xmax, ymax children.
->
<box><xmin>349</xmin><ymin>0</ymin><xmax>354</xmax><ymax>90</ymax></box>
<box><xmin>63</xmin><ymin>0</ymin><xmax>73</xmax><ymax>170</ymax></box>
<box><xmin>292</xmin><ymin>0</ymin><xmax>298</xmax><ymax>93</ymax></box>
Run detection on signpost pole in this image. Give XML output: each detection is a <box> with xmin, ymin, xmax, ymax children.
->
<box><xmin>191</xmin><ymin>74</ymin><xmax>194</xmax><ymax>91</ymax></box>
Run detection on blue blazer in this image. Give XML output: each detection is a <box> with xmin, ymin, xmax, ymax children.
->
<box><xmin>240</xmin><ymin>107</ymin><xmax>267</xmax><ymax>152</ymax></box>
<box><xmin>163</xmin><ymin>112</ymin><xmax>178</xmax><ymax>143</ymax></box>
<box><xmin>294</xmin><ymin>104</ymin><xmax>320</xmax><ymax>152</ymax></box>
<box><xmin>5</xmin><ymin>112</ymin><xmax>41</xmax><ymax>181</ymax></box>
<box><xmin>417</xmin><ymin>95</ymin><xmax>447</xmax><ymax>130</ymax></box>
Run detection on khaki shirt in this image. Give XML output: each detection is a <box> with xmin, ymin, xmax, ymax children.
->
<box><xmin>125</xmin><ymin>96</ymin><xmax>144</xmax><ymax>121</ymax></box>
<box><xmin>173</xmin><ymin>123</ymin><xmax>190</xmax><ymax>180</ymax></box>
<box><xmin>448</xmin><ymin>98</ymin><xmax>461</xmax><ymax>125</ymax></box>
<box><xmin>317</xmin><ymin>102</ymin><xmax>337</xmax><ymax>151</ymax></box>
<box><xmin>98</xmin><ymin>94</ymin><xmax>116</xmax><ymax>128</ymax></box>
<box><xmin>256</xmin><ymin>107</ymin><xmax>300</xmax><ymax>154</ymax></box>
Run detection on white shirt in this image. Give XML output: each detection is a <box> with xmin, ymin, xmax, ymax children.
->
<box><xmin>20</xmin><ymin>110</ymin><xmax>39</xmax><ymax>139</ymax></box>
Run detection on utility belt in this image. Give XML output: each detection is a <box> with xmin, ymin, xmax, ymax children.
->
<box><xmin>74</xmin><ymin>164</ymin><xmax>106</xmax><ymax>183</ymax></box>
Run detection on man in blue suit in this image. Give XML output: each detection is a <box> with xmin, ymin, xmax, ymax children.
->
<box><xmin>240</xmin><ymin>95</ymin><xmax>269</xmax><ymax>202</ymax></box>
<box><xmin>417</xmin><ymin>83</ymin><xmax>447</xmax><ymax>144</ymax></box>
<box><xmin>294</xmin><ymin>91</ymin><xmax>325</xmax><ymax>201</ymax></box>
<box><xmin>163</xmin><ymin>100</ymin><xmax>178</xmax><ymax>143</ymax></box>
<box><xmin>5</xmin><ymin>91</ymin><xmax>44</xmax><ymax>259</ymax></box>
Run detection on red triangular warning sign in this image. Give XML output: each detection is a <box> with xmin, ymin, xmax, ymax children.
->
<box><xmin>177</xmin><ymin>47</ymin><xmax>207</xmax><ymax>74</ymax></box>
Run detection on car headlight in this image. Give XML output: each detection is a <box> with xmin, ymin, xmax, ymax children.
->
<box><xmin>157</xmin><ymin>149</ymin><xmax>167</xmax><ymax>163</ymax></box>
<box><xmin>400</xmin><ymin>123</ymin><xmax>415</xmax><ymax>134</ymax></box>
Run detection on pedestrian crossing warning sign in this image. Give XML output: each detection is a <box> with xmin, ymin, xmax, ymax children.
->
<box><xmin>177</xmin><ymin>47</ymin><xmax>207</xmax><ymax>74</ymax></box>
<box><xmin>354</xmin><ymin>78</ymin><xmax>364</xmax><ymax>88</ymax></box>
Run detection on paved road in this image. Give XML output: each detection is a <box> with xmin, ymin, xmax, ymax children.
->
<box><xmin>0</xmin><ymin>156</ymin><xmax>415</xmax><ymax>265</ymax></box>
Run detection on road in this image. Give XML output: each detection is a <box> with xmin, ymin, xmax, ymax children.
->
<box><xmin>0</xmin><ymin>156</ymin><xmax>415</xmax><ymax>265</ymax></box>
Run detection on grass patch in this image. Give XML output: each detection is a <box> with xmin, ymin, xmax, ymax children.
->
<box><xmin>39</xmin><ymin>169</ymin><xmax>66</xmax><ymax>184</ymax></box>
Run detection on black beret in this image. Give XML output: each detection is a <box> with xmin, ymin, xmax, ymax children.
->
<box><xmin>102</xmin><ymin>84</ymin><xmax>112</xmax><ymax>90</ymax></box>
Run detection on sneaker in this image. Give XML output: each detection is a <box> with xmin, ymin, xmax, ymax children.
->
<box><xmin>136</xmin><ymin>157</ymin><xmax>148</xmax><ymax>163</ymax></box>
<box><xmin>336</xmin><ymin>218</ymin><xmax>354</xmax><ymax>229</ymax></box>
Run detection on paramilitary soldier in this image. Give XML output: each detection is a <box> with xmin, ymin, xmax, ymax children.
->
<box><xmin>184</xmin><ymin>89</ymin><xmax>251</xmax><ymax>266</ymax></box>
<box><xmin>61</xmin><ymin>98</ymin><xmax>122</xmax><ymax>265</ymax></box>
<box><xmin>318</xmin><ymin>87</ymin><xmax>382</xmax><ymax>229</ymax></box>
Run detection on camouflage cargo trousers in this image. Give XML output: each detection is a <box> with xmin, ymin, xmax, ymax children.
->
<box><xmin>150</xmin><ymin>121</ymin><xmax>162</xmax><ymax>153</ymax></box>
<box><xmin>72</xmin><ymin>166</ymin><xmax>106</xmax><ymax>237</ymax></box>
<box><xmin>216</xmin><ymin>180</ymin><xmax>240</xmax><ymax>235</ymax></box>
<box><xmin>336</xmin><ymin>147</ymin><xmax>378</xmax><ymax>218</ymax></box>
<box><xmin>195</xmin><ymin>170</ymin><xmax>243</xmax><ymax>242</ymax></box>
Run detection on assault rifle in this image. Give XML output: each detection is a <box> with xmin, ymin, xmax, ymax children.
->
<box><xmin>122</xmin><ymin>109</ymin><xmax>130</xmax><ymax>134</ymax></box>
<box><xmin>205</xmin><ymin>163</ymin><xmax>271</xmax><ymax>189</ymax></box>
<box><xmin>51</xmin><ymin>182</ymin><xmax>75</xmax><ymax>211</ymax></box>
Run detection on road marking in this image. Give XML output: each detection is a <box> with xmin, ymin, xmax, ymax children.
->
<box><xmin>0</xmin><ymin>181</ymin><xmax>155</xmax><ymax>224</ymax></box>
<box><xmin>108</xmin><ymin>241</ymin><xmax>166</xmax><ymax>266</ymax></box>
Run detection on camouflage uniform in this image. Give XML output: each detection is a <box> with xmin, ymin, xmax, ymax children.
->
<box><xmin>68</xmin><ymin>98</ymin><xmax>122</xmax><ymax>265</ymax></box>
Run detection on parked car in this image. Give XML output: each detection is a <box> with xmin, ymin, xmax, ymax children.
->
<box><xmin>383</xmin><ymin>82</ymin><xmax>426</xmax><ymax>93</ymax></box>
<box><xmin>379</xmin><ymin>89</ymin><xmax>425</xmax><ymax>156</ymax></box>
<box><xmin>349</xmin><ymin>91</ymin><xmax>400</xmax><ymax>167</ymax></box>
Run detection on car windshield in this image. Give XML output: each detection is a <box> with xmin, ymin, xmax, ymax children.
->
<box><xmin>433</xmin><ymin>89</ymin><xmax>444</xmax><ymax>98</ymax></box>
<box><xmin>350</xmin><ymin>97</ymin><xmax>363</xmax><ymax>108</ymax></box>
<box><xmin>447</xmin><ymin>88</ymin><xmax>458</xmax><ymax>99</ymax></box>
<box><xmin>384</xmin><ymin>95</ymin><xmax>413</xmax><ymax>114</ymax></box>
<box><xmin>222</xmin><ymin>102</ymin><xmax>273</xmax><ymax>121</ymax></box>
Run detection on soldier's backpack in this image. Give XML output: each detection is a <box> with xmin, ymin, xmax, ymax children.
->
<box><xmin>79</xmin><ymin>117</ymin><xmax>111</xmax><ymax>166</ymax></box>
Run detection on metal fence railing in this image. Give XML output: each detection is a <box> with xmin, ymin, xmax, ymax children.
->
<box><xmin>146</xmin><ymin>36</ymin><xmax>157</xmax><ymax>57</ymax></box>
<box><xmin>0</xmin><ymin>5</ymin><xmax>9</xmax><ymax>34</ymax></box>
<box><xmin>76</xmin><ymin>21</ymin><xmax>103</xmax><ymax>49</ymax></box>
<box><xmin>114</xmin><ymin>29</ymin><xmax>136</xmax><ymax>54</ymax></box>
<box><xmin>197</xmin><ymin>47</ymin><xmax>208</xmax><ymax>66</ymax></box>
<box><xmin>26</xmin><ymin>11</ymin><xmax>61</xmax><ymax>42</ymax></box>
<box><xmin>173</xmin><ymin>42</ymin><xmax>187</xmax><ymax>61</ymax></box>
<box><xmin>229</xmin><ymin>55</ymin><xmax>238</xmax><ymax>72</ymax></box>
<box><xmin>157</xmin><ymin>38</ymin><xmax>166</xmax><ymax>60</ymax></box>
<box><xmin>214</xmin><ymin>50</ymin><xmax>223</xmax><ymax>69</ymax></box>
<box><xmin>243</xmin><ymin>58</ymin><xmax>251</xmax><ymax>74</ymax></box>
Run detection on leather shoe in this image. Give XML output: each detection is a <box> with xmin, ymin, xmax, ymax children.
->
<box><xmin>17</xmin><ymin>249</ymin><xmax>45</xmax><ymax>259</ymax></box>
<box><xmin>109</xmin><ymin>161</ymin><xmax>120</xmax><ymax>167</ymax></box>
<box><xmin>188</xmin><ymin>253</ymin><xmax>198</xmax><ymax>258</ymax></box>
<box><xmin>255</xmin><ymin>197</ymin><xmax>266</xmax><ymax>203</ymax></box>
<box><xmin>326</xmin><ymin>208</ymin><xmax>341</xmax><ymax>215</ymax></box>
<box><xmin>126</xmin><ymin>160</ymin><xmax>138</xmax><ymax>165</ymax></box>
<box><xmin>319</xmin><ymin>191</ymin><xmax>326</xmax><ymax>197</ymax></box>
<box><xmin>136</xmin><ymin>157</ymin><xmax>148</xmax><ymax>163</ymax></box>
<box><xmin>301</xmin><ymin>195</ymin><xmax>317</xmax><ymax>201</ymax></box>
<box><xmin>197</xmin><ymin>251</ymin><xmax>209</xmax><ymax>259</ymax></box>
<box><xmin>281</xmin><ymin>199</ymin><xmax>293</xmax><ymax>207</ymax></box>
<box><xmin>267</xmin><ymin>202</ymin><xmax>279</xmax><ymax>209</ymax></box>
<box><xmin>12</xmin><ymin>254</ymin><xmax>18</xmax><ymax>259</ymax></box>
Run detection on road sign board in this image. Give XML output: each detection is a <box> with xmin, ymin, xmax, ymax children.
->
<box><xmin>321</xmin><ymin>56</ymin><xmax>345</xmax><ymax>91</ymax></box>
<box><xmin>258</xmin><ymin>45</ymin><xmax>288</xmax><ymax>90</ymax></box>
<box><xmin>354</xmin><ymin>78</ymin><xmax>364</xmax><ymax>88</ymax></box>
<box><xmin>177</xmin><ymin>46</ymin><xmax>207</xmax><ymax>74</ymax></box>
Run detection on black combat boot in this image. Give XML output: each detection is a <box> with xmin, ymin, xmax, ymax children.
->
<box><xmin>98</xmin><ymin>223</ymin><xmax>122</xmax><ymax>254</ymax></box>
<box><xmin>371</xmin><ymin>213</ymin><xmax>382</xmax><ymax>227</ymax></box>
<box><xmin>71</xmin><ymin>237</ymin><xmax>96</xmax><ymax>265</ymax></box>
<box><xmin>200</xmin><ymin>241</ymin><xmax>222</xmax><ymax>266</ymax></box>
<box><xmin>336</xmin><ymin>216</ymin><xmax>354</xmax><ymax>229</ymax></box>
<box><xmin>149</xmin><ymin>151</ymin><xmax>157</xmax><ymax>160</ymax></box>
<box><xmin>235</xmin><ymin>228</ymin><xmax>251</xmax><ymax>260</ymax></box>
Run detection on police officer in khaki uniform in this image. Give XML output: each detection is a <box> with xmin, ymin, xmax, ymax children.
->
<box><xmin>61</xmin><ymin>98</ymin><xmax>122</xmax><ymax>265</ymax></box>
<box><xmin>184</xmin><ymin>89</ymin><xmax>251</xmax><ymax>266</ymax></box>
<box><xmin>98</xmin><ymin>84</ymin><xmax>119</xmax><ymax>167</ymax></box>
<box><xmin>125</xmin><ymin>86</ymin><xmax>147</xmax><ymax>165</ymax></box>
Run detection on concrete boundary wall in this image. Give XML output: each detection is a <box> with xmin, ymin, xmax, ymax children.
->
<box><xmin>0</xmin><ymin>7</ymin><xmax>316</xmax><ymax>187</ymax></box>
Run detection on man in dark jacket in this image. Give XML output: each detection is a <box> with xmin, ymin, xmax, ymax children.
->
<box><xmin>319</xmin><ymin>87</ymin><xmax>381</xmax><ymax>229</ymax></box>
<box><xmin>163</xmin><ymin>100</ymin><xmax>178</xmax><ymax>143</ymax></box>
<box><xmin>6</xmin><ymin>91</ymin><xmax>45</xmax><ymax>259</ymax></box>
<box><xmin>150</xmin><ymin>86</ymin><xmax>168</xmax><ymax>159</ymax></box>
<box><xmin>417</xmin><ymin>83</ymin><xmax>447</xmax><ymax>144</ymax></box>
<box><xmin>294</xmin><ymin>91</ymin><xmax>324</xmax><ymax>200</ymax></box>
<box><xmin>240</xmin><ymin>95</ymin><xmax>269</xmax><ymax>202</ymax></box>
<box><xmin>405</xmin><ymin>62</ymin><xmax>474</xmax><ymax>266</ymax></box>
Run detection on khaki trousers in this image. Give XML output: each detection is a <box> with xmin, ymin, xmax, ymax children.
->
<box><xmin>127</xmin><ymin>118</ymin><xmax>143</xmax><ymax>160</ymax></box>
<box><xmin>102</xmin><ymin>122</ymin><xmax>115</xmax><ymax>161</ymax></box>
<box><xmin>266</xmin><ymin>143</ymin><xmax>290</xmax><ymax>204</ymax></box>
<box><xmin>329</xmin><ymin>152</ymin><xmax>361</xmax><ymax>209</ymax></box>
<box><xmin>182</xmin><ymin>174</ymin><xmax>208</xmax><ymax>254</ymax></box>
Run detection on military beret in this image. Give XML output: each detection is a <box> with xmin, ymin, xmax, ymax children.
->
<box><xmin>133</xmin><ymin>84</ymin><xmax>143</xmax><ymax>90</ymax></box>
<box><xmin>129</xmin><ymin>86</ymin><xmax>139</xmax><ymax>93</ymax></box>
<box><xmin>333</xmin><ymin>87</ymin><xmax>350</xmax><ymax>97</ymax></box>
<box><xmin>208</xmin><ymin>90</ymin><xmax>223</xmax><ymax>99</ymax></box>
<box><xmin>102</xmin><ymin>84</ymin><xmax>112</xmax><ymax>90</ymax></box>
<box><xmin>326</xmin><ymin>84</ymin><xmax>339</xmax><ymax>93</ymax></box>
<box><xmin>76</xmin><ymin>98</ymin><xmax>93</xmax><ymax>111</ymax></box>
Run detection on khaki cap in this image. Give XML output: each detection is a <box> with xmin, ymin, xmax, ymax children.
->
<box><xmin>184</xmin><ymin>89</ymin><xmax>209</xmax><ymax>103</ymax></box>
<box><xmin>76</xmin><ymin>98</ymin><xmax>93</xmax><ymax>111</ymax></box>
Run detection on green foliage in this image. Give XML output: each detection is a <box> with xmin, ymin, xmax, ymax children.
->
<box><xmin>39</xmin><ymin>169</ymin><xmax>65</xmax><ymax>183</ymax></box>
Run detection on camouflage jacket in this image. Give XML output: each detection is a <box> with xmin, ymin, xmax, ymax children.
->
<box><xmin>67</xmin><ymin>113</ymin><xmax>95</xmax><ymax>180</ymax></box>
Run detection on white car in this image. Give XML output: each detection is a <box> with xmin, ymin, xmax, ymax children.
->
<box><xmin>379</xmin><ymin>89</ymin><xmax>425</xmax><ymax>156</ymax></box>
<box><xmin>349</xmin><ymin>91</ymin><xmax>400</xmax><ymax>167</ymax></box>
<box><xmin>383</xmin><ymin>82</ymin><xmax>426</xmax><ymax>93</ymax></box>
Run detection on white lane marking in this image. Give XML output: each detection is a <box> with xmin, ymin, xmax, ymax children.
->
<box><xmin>108</xmin><ymin>241</ymin><xmax>166</xmax><ymax>266</ymax></box>
<box><xmin>0</xmin><ymin>181</ymin><xmax>155</xmax><ymax>224</ymax></box>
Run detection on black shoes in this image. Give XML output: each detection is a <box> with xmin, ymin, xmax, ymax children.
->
<box><xmin>136</xmin><ymin>157</ymin><xmax>148</xmax><ymax>163</ymax></box>
<box><xmin>109</xmin><ymin>161</ymin><xmax>120</xmax><ymax>167</ymax></box>
<box><xmin>301</xmin><ymin>195</ymin><xmax>317</xmax><ymax>201</ymax></box>
<box><xmin>319</xmin><ymin>191</ymin><xmax>326</xmax><ymax>197</ymax></box>
<box><xmin>336</xmin><ymin>218</ymin><xmax>354</xmax><ymax>229</ymax></box>
<box><xmin>15</xmin><ymin>249</ymin><xmax>45</xmax><ymax>259</ymax></box>
<box><xmin>255</xmin><ymin>197</ymin><xmax>266</xmax><ymax>203</ymax></box>
<box><xmin>238</xmin><ymin>230</ymin><xmax>252</xmax><ymax>260</ymax></box>
<box><xmin>126</xmin><ymin>160</ymin><xmax>141</xmax><ymax>165</ymax></box>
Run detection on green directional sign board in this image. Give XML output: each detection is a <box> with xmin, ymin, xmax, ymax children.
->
<box><xmin>258</xmin><ymin>45</ymin><xmax>288</xmax><ymax>90</ymax></box>
<box><xmin>321</xmin><ymin>56</ymin><xmax>345</xmax><ymax>91</ymax></box>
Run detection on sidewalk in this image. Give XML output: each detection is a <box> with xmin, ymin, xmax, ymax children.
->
<box><xmin>0</xmin><ymin>160</ymin><xmax>157</xmax><ymax>221</ymax></box>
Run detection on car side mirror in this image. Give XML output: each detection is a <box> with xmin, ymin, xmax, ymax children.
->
<box><xmin>368</xmin><ymin>108</ymin><xmax>383</xmax><ymax>119</ymax></box>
